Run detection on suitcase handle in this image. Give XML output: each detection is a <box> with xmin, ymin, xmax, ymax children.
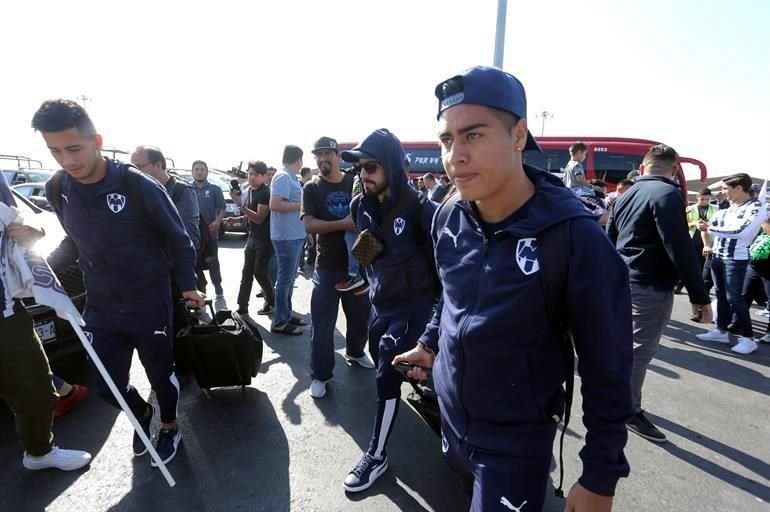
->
<box><xmin>178</xmin><ymin>298</ymin><xmax>219</xmax><ymax>328</ymax></box>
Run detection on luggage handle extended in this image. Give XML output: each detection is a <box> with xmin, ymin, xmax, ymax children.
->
<box><xmin>178</xmin><ymin>298</ymin><xmax>219</xmax><ymax>328</ymax></box>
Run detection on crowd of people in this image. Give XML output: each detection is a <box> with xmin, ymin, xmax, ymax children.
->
<box><xmin>0</xmin><ymin>64</ymin><xmax>765</xmax><ymax>511</ymax></box>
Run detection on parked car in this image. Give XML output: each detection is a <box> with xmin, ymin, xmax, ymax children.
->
<box><xmin>12</xmin><ymin>190</ymin><xmax>86</xmax><ymax>360</ymax></box>
<box><xmin>2</xmin><ymin>168</ymin><xmax>54</xmax><ymax>186</ymax></box>
<box><xmin>169</xmin><ymin>170</ymin><xmax>247</xmax><ymax>237</ymax></box>
<box><xmin>12</xmin><ymin>182</ymin><xmax>51</xmax><ymax>211</ymax></box>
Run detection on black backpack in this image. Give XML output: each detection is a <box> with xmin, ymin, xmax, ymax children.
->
<box><xmin>432</xmin><ymin>193</ymin><xmax>575</xmax><ymax>498</ymax></box>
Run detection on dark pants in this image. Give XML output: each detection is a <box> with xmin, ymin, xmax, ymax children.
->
<box><xmin>237</xmin><ymin>240</ymin><xmax>275</xmax><ymax>310</ymax></box>
<box><xmin>309</xmin><ymin>269</ymin><xmax>370</xmax><ymax>382</ymax></box>
<box><xmin>441</xmin><ymin>419</ymin><xmax>555</xmax><ymax>512</ymax></box>
<box><xmin>712</xmin><ymin>257</ymin><xmax>752</xmax><ymax>337</ymax></box>
<box><xmin>743</xmin><ymin>260</ymin><xmax>770</xmax><ymax>333</ymax></box>
<box><xmin>305</xmin><ymin>236</ymin><xmax>317</xmax><ymax>266</ymax></box>
<box><xmin>0</xmin><ymin>306</ymin><xmax>58</xmax><ymax>456</ymax></box>
<box><xmin>366</xmin><ymin>308</ymin><xmax>432</xmax><ymax>459</ymax></box>
<box><xmin>85</xmin><ymin>299</ymin><xmax>179</xmax><ymax>424</ymax></box>
<box><xmin>196</xmin><ymin>237</ymin><xmax>223</xmax><ymax>296</ymax></box>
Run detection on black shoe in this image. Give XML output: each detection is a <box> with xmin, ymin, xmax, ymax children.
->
<box><xmin>343</xmin><ymin>453</ymin><xmax>389</xmax><ymax>492</ymax></box>
<box><xmin>626</xmin><ymin>411</ymin><xmax>667</xmax><ymax>443</ymax></box>
<box><xmin>257</xmin><ymin>303</ymin><xmax>273</xmax><ymax>315</ymax></box>
<box><xmin>236</xmin><ymin>306</ymin><xmax>249</xmax><ymax>315</ymax></box>
<box><xmin>133</xmin><ymin>404</ymin><xmax>158</xmax><ymax>456</ymax></box>
<box><xmin>151</xmin><ymin>428</ymin><xmax>182</xmax><ymax>467</ymax></box>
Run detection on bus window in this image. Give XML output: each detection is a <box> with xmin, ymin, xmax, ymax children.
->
<box><xmin>593</xmin><ymin>152</ymin><xmax>643</xmax><ymax>184</ymax></box>
<box><xmin>523</xmin><ymin>149</ymin><xmax>570</xmax><ymax>174</ymax></box>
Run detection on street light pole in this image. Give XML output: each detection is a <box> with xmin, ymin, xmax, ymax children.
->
<box><xmin>537</xmin><ymin>111</ymin><xmax>554</xmax><ymax>136</ymax></box>
<box><xmin>493</xmin><ymin>0</ymin><xmax>507</xmax><ymax>68</ymax></box>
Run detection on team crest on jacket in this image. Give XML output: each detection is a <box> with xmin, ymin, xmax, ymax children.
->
<box><xmin>393</xmin><ymin>217</ymin><xmax>406</xmax><ymax>236</ymax></box>
<box><xmin>106</xmin><ymin>193</ymin><xmax>127</xmax><ymax>213</ymax></box>
<box><xmin>516</xmin><ymin>238</ymin><xmax>540</xmax><ymax>275</ymax></box>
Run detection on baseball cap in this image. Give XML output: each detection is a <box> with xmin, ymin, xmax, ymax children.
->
<box><xmin>434</xmin><ymin>66</ymin><xmax>541</xmax><ymax>152</ymax></box>
<box><xmin>340</xmin><ymin>129</ymin><xmax>405</xmax><ymax>165</ymax></box>
<box><xmin>312</xmin><ymin>136</ymin><xmax>338</xmax><ymax>154</ymax></box>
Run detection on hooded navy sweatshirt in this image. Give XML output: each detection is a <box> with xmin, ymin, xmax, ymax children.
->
<box><xmin>45</xmin><ymin>159</ymin><xmax>196</xmax><ymax>313</ymax></box>
<box><xmin>420</xmin><ymin>165</ymin><xmax>633</xmax><ymax>497</ymax></box>
<box><xmin>350</xmin><ymin>132</ymin><xmax>437</xmax><ymax>316</ymax></box>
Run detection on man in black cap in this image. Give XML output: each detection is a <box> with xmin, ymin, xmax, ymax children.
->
<box><xmin>394</xmin><ymin>66</ymin><xmax>633</xmax><ymax>511</ymax></box>
<box><xmin>302</xmin><ymin>136</ymin><xmax>374</xmax><ymax>401</ymax></box>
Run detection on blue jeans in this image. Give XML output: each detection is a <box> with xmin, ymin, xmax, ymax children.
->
<box><xmin>271</xmin><ymin>239</ymin><xmax>304</xmax><ymax>326</ymax></box>
<box><xmin>344</xmin><ymin>231</ymin><xmax>359</xmax><ymax>277</ymax></box>
<box><xmin>309</xmin><ymin>269</ymin><xmax>370</xmax><ymax>381</ymax></box>
<box><xmin>712</xmin><ymin>257</ymin><xmax>752</xmax><ymax>337</ymax></box>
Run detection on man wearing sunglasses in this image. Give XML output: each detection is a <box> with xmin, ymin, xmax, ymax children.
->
<box><xmin>340</xmin><ymin>129</ymin><xmax>439</xmax><ymax>493</ymax></box>
<box><xmin>393</xmin><ymin>67</ymin><xmax>633</xmax><ymax>511</ymax></box>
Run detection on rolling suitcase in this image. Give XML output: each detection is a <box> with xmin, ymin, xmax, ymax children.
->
<box><xmin>174</xmin><ymin>300</ymin><xmax>263</xmax><ymax>396</ymax></box>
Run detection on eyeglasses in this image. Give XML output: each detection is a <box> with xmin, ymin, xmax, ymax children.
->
<box><xmin>355</xmin><ymin>162</ymin><xmax>380</xmax><ymax>173</ymax></box>
<box><xmin>134</xmin><ymin>162</ymin><xmax>152</xmax><ymax>170</ymax></box>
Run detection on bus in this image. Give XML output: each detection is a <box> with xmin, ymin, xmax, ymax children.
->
<box><xmin>340</xmin><ymin>137</ymin><xmax>708</xmax><ymax>197</ymax></box>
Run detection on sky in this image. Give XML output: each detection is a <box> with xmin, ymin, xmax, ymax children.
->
<box><xmin>2</xmin><ymin>0</ymin><xmax>768</xmax><ymax>180</ymax></box>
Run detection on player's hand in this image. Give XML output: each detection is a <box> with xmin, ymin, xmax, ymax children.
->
<box><xmin>7</xmin><ymin>223</ymin><xmax>45</xmax><ymax>248</ymax></box>
<box><xmin>392</xmin><ymin>343</ymin><xmax>435</xmax><ymax>381</ymax></box>
<box><xmin>182</xmin><ymin>290</ymin><xmax>205</xmax><ymax>309</ymax></box>
<box><xmin>564</xmin><ymin>483</ymin><xmax>613</xmax><ymax>512</ymax></box>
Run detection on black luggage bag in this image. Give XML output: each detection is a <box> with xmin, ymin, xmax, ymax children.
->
<box><xmin>405</xmin><ymin>379</ymin><xmax>441</xmax><ymax>436</ymax></box>
<box><xmin>175</xmin><ymin>300</ymin><xmax>263</xmax><ymax>394</ymax></box>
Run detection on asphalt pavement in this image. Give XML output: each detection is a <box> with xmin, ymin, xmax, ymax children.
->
<box><xmin>1</xmin><ymin>233</ymin><xmax>768</xmax><ymax>511</ymax></box>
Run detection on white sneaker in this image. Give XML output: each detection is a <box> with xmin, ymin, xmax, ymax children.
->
<box><xmin>214</xmin><ymin>295</ymin><xmax>227</xmax><ymax>312</ymax></box>
<box><xmin>310</xmin><ymin>379</ymin><xmax>329</xmax><ymax>399</ymax></box>
<box><xmin>754</xmin><ymin>309</ymin><xmax>770</xmax><ymax>317</ymax></box>
<box><xmin>345</xmin><ymin>353</ymin><xmax>376</xmax><ymax>369</ymax></box>
<box><xmin>23</xmin><ymin>446</ymin><xmax>92</xmax><ymax>471</ymax></box>
<box><xmin>731</xmin><ymin>337</ymin><xmax>758</xmax><ymax>355</ymax></box>
<box><xmin>759</xmin><ymin>333</ymin><xmax>770</xmax><ymax>344</ymax></box>
<box><xmin>696</xmin><ymin>329</ymin><xmax>730</xmax><ymax>343</ymax></box>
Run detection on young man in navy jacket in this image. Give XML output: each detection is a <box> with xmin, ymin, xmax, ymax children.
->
<box><xmin>33</xmin><ymin>99</ymin><xmax>204</xmax><ymax>467</ymax></box>
<box><xmin>342</xmin><ymin>129</ymin><xmax>438</xmax><ymax>492</ymax></box>
<box><xmin>394</xmin><ymin>67</ymin><xmax>633</xmax><ymax>511</ymax></box>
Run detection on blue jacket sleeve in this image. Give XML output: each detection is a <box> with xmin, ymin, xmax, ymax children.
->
<box><xmin>141</xmin><ymin>178</ymin><xmax>197</xmax><ymax>293</ymax></box>
<box><xmin>178</xmin><ymin>187</ymin><xmax>201</xmax><ymax>250</ymax></box>
<box><xmin>567</xmin><ymin>218</ymin><xmax>633</xmax><ymax>496</ymax></box>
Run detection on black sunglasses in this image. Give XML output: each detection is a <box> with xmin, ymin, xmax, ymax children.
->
<box><xmin>354</xmin><ymin>162</ymin><xmax>380</xmax><ymax>173</ymax></box>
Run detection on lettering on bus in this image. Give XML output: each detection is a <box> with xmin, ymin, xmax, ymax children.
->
<box><xmin>594</xmin><ymin>147</ymin><xmax>608</xmax><ymax>152</ymax></box>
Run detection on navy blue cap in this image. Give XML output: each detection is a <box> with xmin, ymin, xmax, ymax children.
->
<box><xmin>434</xmin><ymin>66</ymin><xmax>541</xmax><ymax>152</ymax></box>
<box><xmin>340</xmin><ymin>129</ymin><xmax>405</xmax><ymax>165</ymax></box>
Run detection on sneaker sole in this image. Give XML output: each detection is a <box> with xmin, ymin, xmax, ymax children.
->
<box><xmin>23</xmin><ymin>458</ymin><xmax>91</xmax><ymax>471</ymax></box>
<box><xmin>626</xmin><ymin>425</ymin><xmax>667</xmax><ymax>443</ymax></box>
<box><xmin>695</xmin><ymin>336</ymin><xmax>730</xmax><ymax>344</ymax></box>
<box><xmin>343</xmin><ymin>460</ymin><xmax>389</xmax><ymax>492</ymax></box>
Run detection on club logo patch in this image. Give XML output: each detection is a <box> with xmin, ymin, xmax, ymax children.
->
<box><xmin>106</xmin><ymin>193</ymin><xmax>126</xmax><ymax>213</ymax></box>
<box><xmin>394</xmin><ymin>217</ymin><xmax>406</xmax><ymax>236</ymax></box>
<box><xmin>516</xmin><ymin>238</ymin><xmax>540</xmax><ymax>275</ymax></box>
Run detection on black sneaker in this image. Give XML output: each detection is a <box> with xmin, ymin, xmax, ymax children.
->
<box><xmin>343</xmin><ymin>453</ymin><xmax>388</xmax><ymax>492</ymax></box>
<box><xmin>236</xmin><ymin>306</ymin><xmax>249</xmax><ymax>315</ymax></box>
<box><xmin>133</xmin><ymin>403</ymin><xmax>157</xmax><ymax>456</ymax></box>
<box><xmin>626</xmin><ymin>411</ymin><xmax>667</xmax><ymax>443</ymax></box>
<box><xmin>257</xmin><ymin>303</ymin><xmax>274</xmax><ymax>315</ymax></box>
<box><xmin>151</xmin><ymin>428</ymin><xmax>182</xmax><ymax>467</ymax></box>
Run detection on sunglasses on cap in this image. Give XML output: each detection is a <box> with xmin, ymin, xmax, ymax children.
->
<box><xmin>354</xmin><ymin>162</ymin><xmax>380</xmax><ymax>173</ymax></box>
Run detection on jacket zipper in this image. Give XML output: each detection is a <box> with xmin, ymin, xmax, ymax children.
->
<box><xmin>455</xmin><ymin>223</ymin><xmax>488</xmax><ymax>442</ymax></box>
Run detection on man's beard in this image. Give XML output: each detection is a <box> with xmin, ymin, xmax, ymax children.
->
<box><xmin>364</xmin><ymin>180</ymin><xmax>388</xmax><ymax>197</ymax></box>
<box><xmin>319</xmin><ymin>162</ymin><xmax>332</xmax><ymax>176</ymax></box>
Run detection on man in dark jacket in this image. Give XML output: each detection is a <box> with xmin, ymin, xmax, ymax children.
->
<box><xmin>341</xmin><ymin>129</ymin><xmax>438</xmax><ymax>493</ymax></box>
<box><xmin>33</xmin><ymin>99</ymin><xmax>204</xmax><ymax>467</ymax></box>
<box><xmin>607</xmin><ymin>144</ymin><xmax>713</xmax><ymax>443</ymax></box>
<box><xmin>394</xmin><ymin>66</ymin><xmax>633</xmax><ymax>512</ymax></box>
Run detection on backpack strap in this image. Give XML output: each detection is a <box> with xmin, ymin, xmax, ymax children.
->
<box><xmin>49</xmin><ymin>169</ymin><xmax>66</xmax><ymax>219</ymax></box>
<box><xmin>431</xmin><ymin>192</ymin><xmax>460</xmax><ymax>240</ymax></box>
<box><xmin>537</xmin><ymin>219</ymin><xmax>574</xmax><ymax>498</ymax></box>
